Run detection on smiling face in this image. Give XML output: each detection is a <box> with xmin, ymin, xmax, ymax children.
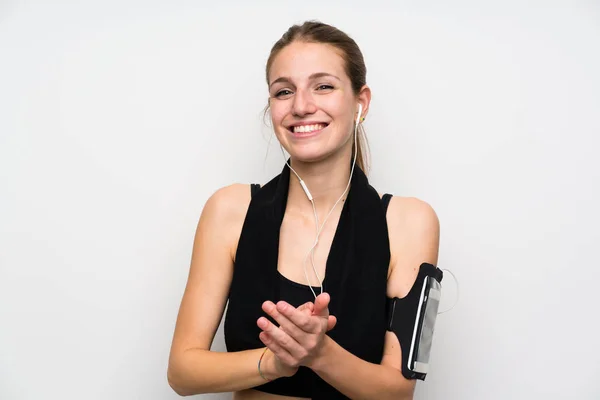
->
<box><xmin>267</xmin><ymin>41</ymin><xmax>361</xmax><ymax>164</ymax></box>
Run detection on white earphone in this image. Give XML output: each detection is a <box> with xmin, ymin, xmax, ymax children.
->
<box><xmin>282</xmin><ymin>103</ymin><xmax>363</xmax><ymax>298</ymax></box>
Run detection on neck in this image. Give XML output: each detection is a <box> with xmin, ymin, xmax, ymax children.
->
<box><xmin>286</xmin><ymin>149</ymin><xmax>356</xmax><ymax>219</ymax></box>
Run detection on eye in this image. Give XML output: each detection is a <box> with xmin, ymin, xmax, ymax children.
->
<box><xmin>274</xmin><ymin>89</ymin><xmax>293</xmax><ymax>98</ymax></box>
<box><xmin>316</xmin><ymin>84</ymin><xmax>334</xmax><ymax>91</ymax></box>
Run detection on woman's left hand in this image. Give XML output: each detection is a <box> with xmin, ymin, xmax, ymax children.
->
<box><xmin>257</xmin><ymin>293</ymin><xmax>334</xmax><ymax>369</ymax></box>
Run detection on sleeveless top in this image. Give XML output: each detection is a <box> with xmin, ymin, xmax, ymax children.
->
<box><xmin>224</xmin><ymin>163</ymin><xmax>393</xmax><ymax>399</ymax></box>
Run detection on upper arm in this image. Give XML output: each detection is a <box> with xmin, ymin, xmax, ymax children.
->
<box><xmin>168</xmin><ymin>184</ymin><xmax>251</xmax><ymax>360</ymax></box>
<box><xmin>380</xmin><ymin>196</ymin><xmax>441</xmax><ymax>378</ymax></box>
<box><xmin>387</xmin><ymin>197</ymin><xmax>440</xmax><ymax>294</ymax></box>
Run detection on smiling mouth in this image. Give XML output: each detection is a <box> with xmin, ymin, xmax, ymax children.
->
<box><xmin>288</xmin><ymin>123</ymin><xmax>328</xmax><ymax>134</ymax></box>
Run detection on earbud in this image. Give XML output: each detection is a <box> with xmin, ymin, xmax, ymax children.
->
<box><xmin>357</xmin><ymin>103</ymin><xmax>363</xmax><ymax>124</ymax></box>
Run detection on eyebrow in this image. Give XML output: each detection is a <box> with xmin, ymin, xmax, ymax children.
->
<box><xmin>269</xmin><ymin>72</ymin><xmax>341</xmax><ymax>88</ymax></box>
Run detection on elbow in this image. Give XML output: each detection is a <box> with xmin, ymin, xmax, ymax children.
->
<box><xmin>167</xmin><ymin>358</ymin><xmax>204</xmax><ymax>397</ymax></box>
<box><xmin>382</xmin><ymin>388</ymin><xmax>413</xmax><ymax>400</ymax></box>
<box><xmin>397</xmin><ymin>380</ymin><xmax>416</xmax><ymax>400</ymax></box>
<box><xmin>387</xmin><ymin>371</ymin><xmax>416</xmax><ymax>400</ymax></box>
<box><xmin>385</xmin><ymin>387</ymin><xmax>413</xmax><ymax>400</ymax></box>
<box><xmin>396</xmin><ymin>381</ymin><xmax>416</xmax><ymax>400</ymax></box>
<box><xmin>167</xmin><ymin>367</ymin><xmax>192</xmax><ymax>397</ymax></box>
<box><xmin>399</xmin><ymin>392</ymin><xmax>414</xmax><ymax>400</ymax></box>
<box><xmin>168</xmin><ymin>383</ymin><xmax>189</xmax><ymax>397</ymax></box>
<box><xmin>167</xmin><ymin>348</ymin><xmax>215</xmax><ymax>396</ymax></box>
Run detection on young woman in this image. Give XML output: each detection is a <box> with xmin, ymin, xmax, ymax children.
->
<box><xmin>167</xmin><ymin>20</ymin><xmax>440</xmax><ymax>400</ymax></box>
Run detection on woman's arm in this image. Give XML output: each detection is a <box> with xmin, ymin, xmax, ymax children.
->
<box><xmin>167</xmin><ymin>184</ymin><xmax>293</xmax><ymax>396</ymax></box>
<box><xmin>312</xmin><ymin>197</ymin><xmax>441</xmax><ymax>400</ymax></box>
<box><xmin>310</xmin><ymin>334</ymin><xmax>415</xmax><ymax>400</ymax></box>
<box><xmin>258</xmin><ymin>197</ymin><xmax>440</xmax><ymax>400</ymax></box>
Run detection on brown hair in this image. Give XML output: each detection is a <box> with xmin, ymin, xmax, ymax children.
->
<box><xmin>264</xmin><ymin>20</ymin><xmax>371</xmax><ymax>174</ymax></box>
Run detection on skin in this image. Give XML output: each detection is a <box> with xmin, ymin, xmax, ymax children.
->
<box><xmin>167</xmin><ymin>41</ymin><xmax>440</xmax><ymax>400</ymax></box>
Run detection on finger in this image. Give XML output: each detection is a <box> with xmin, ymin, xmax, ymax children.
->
<box><xmin>259</xmin><ymin>331</ymin><xmax>296</xmax><ymax>367</ymax></box>
<box><xmin>313</xmin><ymin>293</ymin><xmax>331</xmax><ymax>317</ymax></box>
<box><xmin>261</xmin><ymin>301</ymin><xmax>307</xmax><ymax>341</ymax></box>
<box><xmin>276</xmin><ymin>301</ymin><xmax>320</xmax><ymax>334</ymax></box>
<box><xmin>307</xmin><ymin>301</ymin><xmax>333</xmax><ymax>329</ymax></box>
<box><xmin>257</xmin><ymin>316</ymin><xmax>306</xmax><ymax>359</ymax></box>
<box><xmin>297</xmin><ymin>302</ymin><xmax>314</xmax><ymax>315</ymax></box>
<box><xmin>327</xmin><ymin>315</ymin><xmax>337</xmax><ymax>331</ymax></box>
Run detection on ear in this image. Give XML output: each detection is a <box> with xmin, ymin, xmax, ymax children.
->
<box><xmin>357</xmin><ymin>85</ymin><xmax>372</xmax><ymax>122</ymax></box>
<box><xmin>263</xmin><ymin>102</ymin><xmax>272</xmax><ymax>127</ymax></box>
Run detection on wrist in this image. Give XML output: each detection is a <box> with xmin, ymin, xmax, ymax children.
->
<box><xmin>259</xmin><ymin>348</ymin><xmax>282</xmax><ymax>381</ymax></box>
<box><xmin>308</xmin><ymin>334</ymin><xmax>334</xmax><ymax>373</ymax></box>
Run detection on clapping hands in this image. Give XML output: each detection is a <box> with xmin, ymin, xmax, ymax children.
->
<box><xmin>257</xmin><ymin>293</ymin><xmax>336</xmax><ymax>376</ymax></box>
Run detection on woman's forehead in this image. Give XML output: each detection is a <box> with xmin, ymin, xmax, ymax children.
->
<box><xmin>269</xmin><ymin>42</ymin><xmax>347</xmax><ymax>84</ymax></box>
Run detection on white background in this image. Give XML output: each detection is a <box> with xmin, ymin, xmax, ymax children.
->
<box><xmin>1</xmin><ymin>1</ymin><xmax>599</xmax><ymax>399</ymax></box>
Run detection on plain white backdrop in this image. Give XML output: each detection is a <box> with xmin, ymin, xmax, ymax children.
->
<box><xmin>1</xmin><ymin>1</ymin><xmax>599</xmax><ymax>399</ymax></box>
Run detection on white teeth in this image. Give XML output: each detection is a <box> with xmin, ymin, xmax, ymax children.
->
<box><xmin>293</xmin><ymin>124</ymin><xmax>325</xmax><ymax>133</ymax></box>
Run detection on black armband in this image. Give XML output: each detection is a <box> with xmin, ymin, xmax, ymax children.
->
<box><xmin>386</xmin><ymin>263</ymin><xmax>443</xmax><ymax>381</ymax></box>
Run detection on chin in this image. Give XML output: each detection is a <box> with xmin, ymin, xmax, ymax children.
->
<box><xmin>287</xmin><ymin>151</ymin><xmax>324</xmax><ymax>164</ymax></box>
<box><xmin>286</xmin><ymin>145</ymin><xmax>343</xmax><ymax>165</ymax></box>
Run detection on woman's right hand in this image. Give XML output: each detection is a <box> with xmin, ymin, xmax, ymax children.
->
<box><xmin>263</xmin><ymin>347</ymin><xmax>298</xmax><ymax>378</ymax></box>
<box><xmin>259</xmin><ymin>301</ymin><xmax>318</xmax><ymax>379</ymax></box>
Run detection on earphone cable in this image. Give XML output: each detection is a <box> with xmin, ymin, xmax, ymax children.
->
<box><xmin>280</xmin><ymin>106</ymin><xmax>362</xmax><ymax>299</ymax></box>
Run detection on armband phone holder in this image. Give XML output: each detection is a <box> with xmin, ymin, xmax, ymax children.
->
<box><xmin>386</xmin><ymin>262</ymin><xmax>443</xmax><ymax>380</ymax></box>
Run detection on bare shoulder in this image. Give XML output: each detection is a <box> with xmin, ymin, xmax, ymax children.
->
<box><xmin>203</xmin><ymin>183</ymin><xmax>252</xmax><ymax>218</ymax></box>
<box><xmin>385</xmin><ymin>196</ymin><xmax>440</xmax><ymax>298</ymax></box>
<box><xmin>198</xmin><ymin>183</ymin><xmax>254</xmax><ymax>261</ymax></box>
<box><xmin>386</xmin><ymin>196</ymin><xmax>440</xmax><ymax>241</ymax></box>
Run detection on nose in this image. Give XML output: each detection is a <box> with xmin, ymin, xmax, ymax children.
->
<box><xmin>291</xmin><ymin>88</ymin><xmax>317</xmax><ymax>117</ymax></box>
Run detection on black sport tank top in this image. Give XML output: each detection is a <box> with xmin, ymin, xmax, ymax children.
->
<box><xmin>224</xmin><ymin>163</ymin><xmax>393</xmax><ymax>399</ymax></box>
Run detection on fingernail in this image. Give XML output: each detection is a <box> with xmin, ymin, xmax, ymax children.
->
<box><xmin>257</xmin><ymin>318</ymin><xmax>267</xmax><ymax>329</ymax></box>
<box><xmin>259</xmin><ymin>332</ymin><xmax>268</xmax><ymax>342</ymax></box>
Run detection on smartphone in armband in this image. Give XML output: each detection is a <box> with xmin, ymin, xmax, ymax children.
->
<box><xmin>386</xmin><ymin>263</ymin><xmax>443</xmax><ymax>380</ymax></box>
<box><xmin>408</xmin><ymin>275</ymin><xmax>442</xmax><ymax>374</ymax></box>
